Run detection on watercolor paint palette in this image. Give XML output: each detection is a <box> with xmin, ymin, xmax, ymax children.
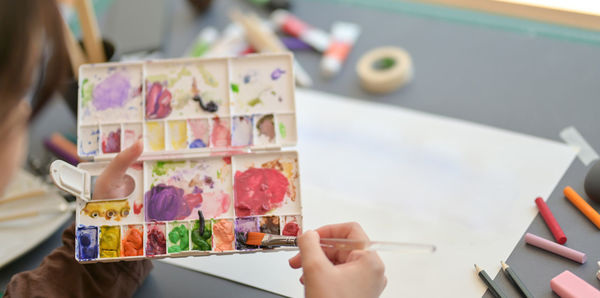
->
<box><xmin>78</xmin><ymin>54</ymin><xmax>297</xmax><ymax>158</ymax></box>
<box><xmin>53</xmin><ymin>54</ymin><xmax>302</xmax><ymax>263</ymax></box>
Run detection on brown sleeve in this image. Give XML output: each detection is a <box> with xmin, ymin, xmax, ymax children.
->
<box><xmin>4</xmin><ymin>222</ymin><xmax>153</xmax><ymax>298</ymax></box>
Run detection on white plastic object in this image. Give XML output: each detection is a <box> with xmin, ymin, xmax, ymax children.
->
<box><xmin>49</xmin><ymin>160</ymin><xmax>91</xmax><ymax>201</ymax></box>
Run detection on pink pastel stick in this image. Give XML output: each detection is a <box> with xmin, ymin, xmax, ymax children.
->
<box><xmin>551</xmin><ymin>270</ymin><xmax>600</xmax><ymax>298</ymax></box>
<box><xmin>524</xmin><ymin>233</ymin><xmax>586</xmax><ymax>264</ymax></box>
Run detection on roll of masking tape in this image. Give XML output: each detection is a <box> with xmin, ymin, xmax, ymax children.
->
<box><xmin>356</xmin><ymin>46</ymin><xmax>413</xmax><ymax>94</ymax></box>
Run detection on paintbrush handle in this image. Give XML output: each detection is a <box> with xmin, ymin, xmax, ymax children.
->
<box><xmin>0</xmin><ymin>210</ymin><xmax>41</xmax><ymax>222</ymax></box>
<box><xmin>0</xmin><ymin>190</ymin><xmax>47</xmax><ymax>204</ymax></box>
<box><xmin>319</xmin><ymin>238</ymin><xmax>436</xmax><ymax>253</ymax></box>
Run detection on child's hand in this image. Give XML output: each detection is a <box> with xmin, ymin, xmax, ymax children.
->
<box><xmin>92</xmin><ymin>140</ymin><xmax>143</xmax><ymax>200</ymax></box>
<box><xmin>288</xmin><ymin>222</ymin><xmax>387</xmax><ymax>298</ymax></box>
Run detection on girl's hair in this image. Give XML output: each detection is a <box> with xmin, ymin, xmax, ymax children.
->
<box><xmin>0</xmin><ymin>0</ymin><xmax>68</xmax><ymax>120</ymax></box>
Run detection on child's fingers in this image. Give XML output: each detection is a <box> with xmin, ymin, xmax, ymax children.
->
<box><xmin>101</xmin><ymin>139</ymin><xmax>143</xmax><ymax>178</ymax></box>
<box><xmin>316</xmin><ymin>222</ymin><xmax>370</xmax><ymax>264</ymax></box>
<box><xmin>288</xmin><ymin>253</ymin><xmax>302</xmax><ymax>269</ymax></box>
<box><xmin>298</xmin><ymin>230</ymin><xmax>332</xmax><ymax>272</ymax></box>
<box><xmin>92</xmin><ymin>140</ymin><xmax>143</xmax><ymax>200</ymax></box>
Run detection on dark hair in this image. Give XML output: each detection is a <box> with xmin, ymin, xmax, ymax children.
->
<box><xmin>0</xmin><ymin>0</ymin><xmax>68</xmax><ymax>121</ymax></box>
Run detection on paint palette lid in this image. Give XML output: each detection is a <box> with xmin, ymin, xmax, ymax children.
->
<box><xmin>77</xmin><ymin>53</ymin><xmax>297</xmax><ymax>160</ymax></box>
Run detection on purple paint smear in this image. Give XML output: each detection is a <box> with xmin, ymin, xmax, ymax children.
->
<box><xmin>145</xmin><ymin>184</ymin><xmax>203</xmax><ymax>221</ymax></box>
<box><xmin>235</xmin><ymin>217</ymin><xmax>259</xmax><ymax>250</ymax></box>
<box><xmin>270</xmin><ymin>68</ymin><xmax>286</xmax><ymax>80</ymax></box>
<box><xmin>92</xmin><ymin>72</ymin><xmax>131</xmax><ymax>110</ymax></box>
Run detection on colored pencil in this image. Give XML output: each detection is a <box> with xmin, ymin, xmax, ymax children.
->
<box><xmin>534</xmin><ymin>197</ymin><xmax>566</xmax><ymax>244</ymax></box>
<box><xmin>474</xmin><ymin>264</ymin><xmax>507</xmax><ymax>298</ymax></box>
<box><xmin>564</xmin><ymin>186</ymin><xmax>600</xmax><ymax>229</ymax></box>
<box><xmin>500</xmin><ymin>261</ymin><xmax>533</xmax><ymax>298</ymax></box>
<box><xmin>524</xmin><ymin>233</ymin><xmax>586</xmax><ymax>263</ymax></box>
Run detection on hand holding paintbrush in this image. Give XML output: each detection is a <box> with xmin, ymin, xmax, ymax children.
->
<box><xmin>281</xmin><ymin>223</ymin><xmax>408</xmax><ymax>298</ymax></box>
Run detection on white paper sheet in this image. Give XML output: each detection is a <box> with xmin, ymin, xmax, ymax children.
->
<box><xmin>160</xmin><ymin>89</ymin><xmax>576</xmax><ymax>297</ymax></box>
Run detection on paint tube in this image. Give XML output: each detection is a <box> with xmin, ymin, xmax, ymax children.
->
<box><xmin>270</xmin><ymin>9</ymin><xmax>330</xmax><ymax>52</ymax></box>
<box><xmin>186</xmin><ymin>26</ymin><xmax>219</xmax><ymax>57</ymax></box>
<box><xmin>320</xmin><ymin>22</ymin><xmax>361</xmax><ymax>78</ymax></box>
<box><xmin>204</xmin><ymin>23</ymin><xmax>249</xmax><ymax>58</ymax></box>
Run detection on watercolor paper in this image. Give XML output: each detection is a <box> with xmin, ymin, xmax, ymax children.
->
<box><xmin>159</xmin><ymin>89</ymin><xmax>577</xmax><ymax>297</ymax></box>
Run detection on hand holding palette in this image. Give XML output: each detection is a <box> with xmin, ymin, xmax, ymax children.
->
<box><xmin>51</xmin><ymin>53</ymin><xmax>302</xmax><ymax>263</ymax></box>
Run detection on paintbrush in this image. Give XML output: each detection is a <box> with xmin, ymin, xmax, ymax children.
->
<box><xmin>0</xmin><ymin>189</ymin><xmax>47</xmax><ymax>205</ymax></box>
<box><xmin>0</xmin><ymin>202</ymin><xmax>76</xmax><ymax>223</ymax></box>
<box><xmin>245</xmin><ymin>232</ymin><xmax>436</xmax><ymax>253</ymax></box>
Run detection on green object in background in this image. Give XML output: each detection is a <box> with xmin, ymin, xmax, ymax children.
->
<box><xmin>312</xmin><ymin>0</ymin><xmax>600</xmax><ymax>46</ymax></box>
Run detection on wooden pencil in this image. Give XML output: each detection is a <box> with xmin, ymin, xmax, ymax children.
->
<box><xmin>501</xmin><ymin>261</ymin><xmax>533</xmax><ymax>298</ymax></box>
<box><xmin>475</xmin><ymin>264</ymin><xmax>507</xmax><ymax>298</ymax></box>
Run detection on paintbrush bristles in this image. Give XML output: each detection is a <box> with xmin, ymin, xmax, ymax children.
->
<box><xmin>245</xmin><ymin>232</ymin><xmax>266</xmax><ymax>246</ymax></box>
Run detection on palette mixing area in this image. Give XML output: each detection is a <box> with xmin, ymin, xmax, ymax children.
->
<box><xmin>52</xmin><ymin>53</ymin><xmax>302</xmax><ymax>263</ymax></box>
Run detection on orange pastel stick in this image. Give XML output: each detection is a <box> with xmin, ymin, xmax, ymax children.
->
<box><xmin>564</xmin><ymin>186</ymin><xmax>600</xmax><ymax>229</ymax></box>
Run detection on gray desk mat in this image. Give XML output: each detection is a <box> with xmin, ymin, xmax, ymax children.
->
<box><xmin>2</xmin><ymin>0</ymin><xmax>600</xmax><ymax>297</ymax></box>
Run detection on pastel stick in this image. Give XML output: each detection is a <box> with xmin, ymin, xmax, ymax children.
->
<box><xmin>524</xmin><ymin>233</ymin><xmax>586</xmax><ymax>264</ymax></box>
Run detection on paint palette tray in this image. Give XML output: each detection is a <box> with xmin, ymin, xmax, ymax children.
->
<box><xmin>51</xmin><ymin>53</ymin><xmax>303</xmax><ymax>263</ymax></box>
<box><xmin>78</xmin><ymin>54</ymin><xmax>297</xmax><ymax>158</ymax></box>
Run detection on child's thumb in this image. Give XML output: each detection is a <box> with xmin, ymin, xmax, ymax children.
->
<box><xmin>298</xmin><ymin>230</ymin><xmax>330</xmax><ymax>270</ymax></box>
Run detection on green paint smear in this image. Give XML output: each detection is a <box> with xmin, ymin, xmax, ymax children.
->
<box><xmin>152</xmin><ymin>161</ymin><xmax>185</xmax><ymax>177</ymax></box>
<box><xmin>173</xmin><ymin>94</ymin><xmax>190</xmax><ymax>110</ymax></box>
<box><xmin>248</xmin><ymin>98</ymin><xmax>262</xmax><ymax>107</ymax></box>
<box><xmin>231</xmin><ymin>83</ymin><xmax>239</xmax><ymax>93</ymax></box>
<box><xmin>168</xmin><ymin>224</ymin><xmax>189</xmax><ymax>253</ymax></box>
<box><xmin>146</xmin><ymin>67</ymin><xmax>192</xmax><ymax>88</ymax></box>
<box><xmin>192</xmin><ymin>220</ymin><xmax>212</xmax><ymax>251</ymax></box>
<box><xmin>81</xmin><ymin>79</ymin><xmax>94</xmax><ymax>107</ymax></box>
<box><xmin>197</xmin><ymin>65</ymin><xmax>218</xmax><ymax>87</ymax></box>
<box><xmin>146</xmin><ymin>74</ymin><xmax>168</xmax><ymax>83</ymax></box>
<box><xmin>279</xmin><ymin>123</ymin><xmax>287</xmax><ymax>138</ymax></box>
<box><xmin>216</xmin><ymin>169</ymin><xmax>221</xmax><ymax>179</ymax></box>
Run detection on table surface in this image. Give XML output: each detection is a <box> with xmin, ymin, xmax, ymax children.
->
<box><xmin>2</xmin><ymin>0</ymin><xmax>600</xmax><ymax>297</ymax></box>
